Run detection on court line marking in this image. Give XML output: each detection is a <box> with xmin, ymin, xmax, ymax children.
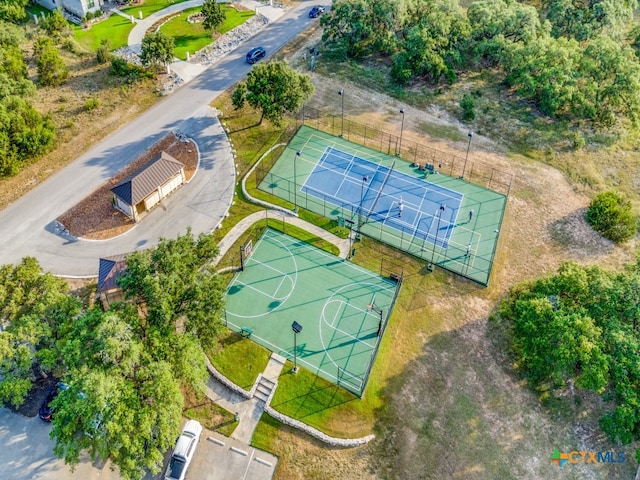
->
<box><xmin>226</xmin><ymin>229</ymin><xmax>397</xmax><ymax>390</ymax></box>
<box><xmin>226</xmin><ymin>232</ymin><xmax>299</xmax><ymax>319</ymax></box>
<box><xmin>301</xmin><ymin>147</ymin><xmax>464</xmax><ymax>246</ymax></box>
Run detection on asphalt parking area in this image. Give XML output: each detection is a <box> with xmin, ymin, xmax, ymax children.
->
<box><xmin>190</xmin><ymin>431</ymin><xmax>277</xmax><ymax>480</ymax></box>
<box><xmin>0</xmin><ymin>409</ymin><xmax>276</xmax><ymax>480</ymax></box>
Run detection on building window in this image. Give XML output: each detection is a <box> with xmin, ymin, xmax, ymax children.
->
<box><xmin>87</xmin><ymin>0</ymin><xmax>95</xmax><ymax>8</ymax></box>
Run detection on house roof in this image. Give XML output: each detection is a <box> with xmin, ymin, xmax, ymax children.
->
<box><xmin>97</xmin><ymin>254</ymin><xmax>128</xmax><ymax>292</ymax></box>
<box><xmin>111</xmin><ymin>152</ymin><xmax>184</xmax><ymax>206</ymax></box>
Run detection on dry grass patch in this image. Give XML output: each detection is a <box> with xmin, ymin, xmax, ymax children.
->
<box><xmin>0</xmin><ymin>40</ymin><xmax>166</xmax><ymax>211</ymax></box>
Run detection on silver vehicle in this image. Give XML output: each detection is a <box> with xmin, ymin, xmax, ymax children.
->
<box><xmin>165</xmin><ymin>420</ymin><xmax>203</xmax><ymax>480</ymax></box>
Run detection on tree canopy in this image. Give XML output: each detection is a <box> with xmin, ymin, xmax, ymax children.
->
<box><xmin>320</xmin><ymin>0</ymin><xmax>640</xmax><ymax>128</ymax></box>
<box><xmin>34</xmin><ymin>36</ymin><xmax>69</xmax><ymax>87</ymax></box>
<box><xmin>48</xmin><ymin>230</ymin><xmax>226</xmax><ymax>479</ymax></box>
<box><xmin>496</xmin><ymin>260</ymin><xmax>640</xmax><ymax>444</ymax></box>
<box><xmin>0</xmin><ymin>22</ymin><xmax>55</xmax><ymax>177</ymax></box>
<box><xmin>585</xmin><ymin>190</ymin><xmax>638</xmax><ymax>243</ymax></box>
<box><xmin>0</xmin><ymin>258</ymin><xmax>80</xmax><ymax>407</ymax></box>
<box><xmin>232</xmin><ymin>61</ymin><xmax>314</xmax><ymax>126</ymax></box>
<box><xmin>201</xmin><ymin>0</ymin><xmax>226</xmax><ymax>35</ymax></box>
<box><xmin>140</xmin><ymin>31</ymin><xmax>175</xmax><ymax>70</ymax></box>
<box><xmin>0</xmin><ymin>0</ymin><xmax>28</xmax><ymax>23</ymax></box>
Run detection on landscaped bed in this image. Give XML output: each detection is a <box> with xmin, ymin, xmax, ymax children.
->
<box><xmin>57</xmin><ymin>133</ymin><xmax>198</xmax><ymax>240</ymax></box>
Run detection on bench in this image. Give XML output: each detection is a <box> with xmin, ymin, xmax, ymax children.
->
<box><xmin>389</xmin><ymin>273</ymin><xmax>401</xmax><ymax>283</ymax></box>
<box><xmin>240</xmin><ymin>327</ymin><xmax>253</xmax><ymax>338</ymax></box>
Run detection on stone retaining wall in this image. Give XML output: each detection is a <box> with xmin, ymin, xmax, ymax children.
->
<box><xmin>263</xmin><ymin>406</ymin><xmax>375</xmax><ymax>447</ymax></box>
<box><xmin>239</xmin><ymin>141</ymin><xmax>297</xmax><ymax>216</ymax></box>
<box><xmin>206</xmin><ymin>359</ymin><xmax>376</xmax><ymax>446</ymax></box>
<box><xmin>206</xmin><ymin>359</ymin><xmax>252</xmax><ymax>399</ymax></box>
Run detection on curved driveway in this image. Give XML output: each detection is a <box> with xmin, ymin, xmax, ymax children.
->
<box><xmin>0</xmin><ymin>3</ymin><xmax>315</xmax><ymax>277</ymax></box>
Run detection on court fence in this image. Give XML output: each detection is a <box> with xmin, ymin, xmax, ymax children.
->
<box><xmin>256</xmin><ymin>168</ymin><xmax>499</xmax><ymax>285</ymax></box>
<box><xmin>295</xmin><ymin>106</ymin><xmax>513</xmax><ymax>197</ymax></box>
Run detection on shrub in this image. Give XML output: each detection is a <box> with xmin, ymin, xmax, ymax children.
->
<box><xmin>585</xmin><ymin>190</ymin><xmax>637</xmax><ymax>243</ymax></box>
<box><xmin>96</xmin><ymin>39</ymin><xmax>111</xmax><ymax>64</ymax></box>
<box><xmin>460</xmin><ymin>94</ymin><xmax>475</xmax><ymax>122</ymax></box>
<box><xmin>109</xmin><ymin>57</ymin><xmax>152</xmax><ymax>83</ymax></box>
<box><xmin>84</xmin><ymin>97</ymin><xmax>100</xmax><ymax>111</ymax></box>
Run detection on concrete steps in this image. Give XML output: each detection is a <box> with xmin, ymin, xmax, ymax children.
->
<box><xmin>253</xmin><ymin>375</ymin><xmax>275</xmax><ymax>403</ymax></box>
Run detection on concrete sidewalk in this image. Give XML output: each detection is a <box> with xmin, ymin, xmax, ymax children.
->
<box><xmin>205</xmin><ymin>352</ymin><xmax>287</xmax><ymax>444</ymax></box>
<box><xmin>214</xmin><ymin>210</ymin><xmax>351</xmax><ymax>266</ymax></box>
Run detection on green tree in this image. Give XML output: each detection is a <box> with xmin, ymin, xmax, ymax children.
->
<box><xmin>40</xmin><ymin>8</ymin><xmax>72</xmax><ymax>41</ymax></box>
<box><xmin>234</xmin><ymin>61</ymin><xmax>314</xmax><ymax>126</ymax></box>
<box><xmin>49</xmin><ymin>232</ymin><xmax>223</xmax><ymax>477</ymax></box>
<box><xmin>460</xmin><ymin>94</ymin><xmax>475</xmax><ymax>121</ymax></box>
<box><xmin>201</xmin><ymin>0</ymin><xmax>226</xmax><ymax>36</ymax></box>
<box><xmin>0</xmin><ymin>96</ymin><xmax>56</xmax><ymax>176</ymax></box>
<box><xmin>140</xmin><ymin>31</ymin><xmax>175</xmax><ymax>70</ymax></box>
<box><xmin>503</xmin><ymin>35</ymin><xmax>582</xmax><ymax>118</ymax></box>
<box><xmin>391</xmin><ymin>0</ymin><xmax>470</xmax><ymax>84</ymax></box>
<box><xmin>231</xmin><ymin>81</ymin><xmax>246</xmax><ymax>110</ymax></box>
<box><xmin>546</xmin><ymin>0</ymin><xmax>637</xmax><ymax>41</ymax></box>
<box><xmin>0</xmin><ymin>258</ymin><xmax>80</xmax><ymax>407</ymax></box>
<box><xmin>96</xmin><ymin>39</ymin><xmax>111</xmax><ymax>64</ymax></box>
<box><xmin>0</xmin><ymin>0</ymin><xmax>28</xmax><ymax>23</ymax></box>
<box><xmin>578</xmin><ymin>37</ymin><xmax>640</xmax><ymax>127</ymax></box>
<box><xmin>586</xmin><ymin>190</ymin><xmax>637</xmax><ymax>243</ymax></box>
<box><xmin>496</xmin><ymin>260</ymin><xmax>640</xmax><ymax>443</ymax></box>
<box><xmin>34</xmin><ymin>36</ymin><xmax>69</xmax><ymax>86</ymax></box>
<box><xmin>467</xmin><ymin>0</ymin><xmax>543</xmax><ymax>67</ymax></box>
<box><xmin>320</xmin><ymin>0</ymin><xmax>401</xmax><ymax>58</ymax></box>
<box><xmin>52</xmin><ymin>309</ymin><xmax>184</xmax><ymax>480</ymax></box>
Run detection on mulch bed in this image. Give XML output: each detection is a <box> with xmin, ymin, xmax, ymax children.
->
<box><xmin>57</xmin><ymin>133</ymin><xmax>198</xmax><ymax>240</ymax></box>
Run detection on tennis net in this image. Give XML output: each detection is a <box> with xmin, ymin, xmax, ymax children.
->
<box><xmin>366</xmin><ymin>160</ymin><xmax>395</xmax><ymax>219</ymax></box>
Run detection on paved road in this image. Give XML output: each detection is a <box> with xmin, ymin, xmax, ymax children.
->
<box><xmin>0</xmin><ymin>409</ymin><xmax>277</xmax><ymax>480</ymax></box>
<box><xmin>0</xmin><ymin>3</ymin><xmax>316</xmax><ymax>277</ymax></box>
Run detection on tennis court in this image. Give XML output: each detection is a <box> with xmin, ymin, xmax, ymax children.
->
<box><xmin>302</xmin><ymin>147</ymin><xmax>462</xmax><ymax>249</ymax></box>
<box><xmin>258</xmin><ymin>125</ymin><xmax>507</xmax><ymax>285</ymax></box>
<box><xmin>225</xmin><ymin>228</ymin><xmax>400</xmax><ymax>396</ymax></box>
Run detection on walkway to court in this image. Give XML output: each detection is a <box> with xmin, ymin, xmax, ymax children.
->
<box><xmin>214</xmin><ymin>210</ymin><xmax>352</xmax><ymax>265</ymax></box>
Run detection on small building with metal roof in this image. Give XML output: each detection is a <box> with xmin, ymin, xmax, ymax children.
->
<box><xmin>111</xmin><ymin>152</ymin><xmax>185</xmax><ymax>222</ymax></box>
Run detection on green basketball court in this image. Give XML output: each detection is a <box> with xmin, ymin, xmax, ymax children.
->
<box><xmin>224</xmin><ymin>228</ymin><xmax>400</xmax><ymax>395</ymax></box>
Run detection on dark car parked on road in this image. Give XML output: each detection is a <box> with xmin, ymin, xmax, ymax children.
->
<box><xmin>38</xmin><ymin>382</ymin><xmax>69</xmax><ymax>422</ymax></box>
<box><xmin>246</xmin><ymin>46</ymin><xmax>266</xmax><ymax>64</ymax></box>
<box><xmin>309</xmin><ymin>5</ymin><xmax>325</xmax><ymax>18</ymax></box>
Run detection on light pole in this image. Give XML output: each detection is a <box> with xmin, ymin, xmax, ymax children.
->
<box><xmin>294</xmin><ymin>151</ymin><xmax>300</xmax><ymax>212</ymax></box>
<box><xmin>358</xmin><ymin>175</ymin><xmax>368</xmax><ymax>231</ymax></box>
<box><xmin>397</xmin><ymin>108</ymin><xmax>405</xmax><ymax>157</ymax></box>
<box><xmin>429</xmin><ymin>203</ymin><xmax>446</xmax><ymax>271</ymax></box>
<box><xmin>345</xmin><ymin>218</ymin><xmax>355</xmax><ymax>259</ymax></box>
<box><xmin>462</xmin><ymin>131</ymin><xmax>473</xmax><ymax>178</ymax></box>
<box><xmin>338</xmin><ymin>88</ymin><xmax>344</xmax><ymax>137</ymax></box>
<box><xmin>291</xmin><ymin>321</ymin><xmax>303</xmax><ymax>373</ymax></box>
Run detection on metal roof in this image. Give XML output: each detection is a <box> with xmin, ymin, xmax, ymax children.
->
<box><xmin>111</xmin><ymin>152</ymin><xmax>184</xmax><ymax>206</ymax></box>
<box><xmin>97</xmin><ymin>254</ymin><xmax>128</xmax><ymax>292</ymax></box>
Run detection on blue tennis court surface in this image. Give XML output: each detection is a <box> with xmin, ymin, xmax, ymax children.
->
<box><xmin>302</xmin><ymin>147</ymin><xmax>462</xmax><ymax>248</ymax></box>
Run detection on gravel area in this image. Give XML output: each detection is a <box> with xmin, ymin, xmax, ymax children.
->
<box><xmin>57</xmin><ymin>133</ymin><xmax>198</xmax><ymax>240</ymax></box>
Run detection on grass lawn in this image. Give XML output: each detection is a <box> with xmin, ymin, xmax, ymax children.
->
<box><xmin>161</xmin><ymin>6</ymin><xmax>255</xmax><ymax>60</ymax></box>
<box><xmin>74</xmin><ymin>14</ymin><xmax>135</xmax><ymax>52</ymax></box>
<box><xmin>208</xmin><ymin>332</ymin><xmax>271</xmax><ymax>390</ymax></box>
<box><xmin>270</xmin><ymin>360</ymin><xmax>372</xmax><ymax>438</ymax></box>
<box><xmin>120</xmin><ymin>0</ymin><xmax>191</xmax><ymax>20</ymax></box>
<box><xmin>183</xmin><ymin>386</ymin><xmax>238</xmax><ymax>437</ymax></box>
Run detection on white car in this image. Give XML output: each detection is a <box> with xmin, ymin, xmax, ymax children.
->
<box><xmin>164</xmin><ymin>420</ymin><xmax>203</xmax><ymax>480</ymax></box>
